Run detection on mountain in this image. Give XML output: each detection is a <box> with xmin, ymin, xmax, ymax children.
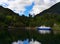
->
<box><xmin>0</xmin><ymin>6</ymin><xmax>19</xmax><ymax>16</ymax></box>
<box><xmin>0</xmin><ymin>6</ymin><xmax>34</xmax><ymax>28</ymax></box>
<box><xmin>0</xmin><ymin>6</ymin><xmax>28</xmax><ymax>28</ymax></box>
<box><xmin>0</xmin><ymin>2</ymin><xmax>60</xmax><ymax>28</ymax></box>
<box><xmin>34</xmin><ymin>2</ymin><xmax>60</xmax><ymax>27</ymax></box>
<box><xmin>36</xmin><ymin>2</ymin><xmax>60</xmax><ymax>16</ymax></box>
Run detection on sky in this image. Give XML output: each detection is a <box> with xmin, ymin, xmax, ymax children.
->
<box><xmin>0</xmin><ymin>0</ymin><xmax>60</xmax><ymax>16</ymax></box>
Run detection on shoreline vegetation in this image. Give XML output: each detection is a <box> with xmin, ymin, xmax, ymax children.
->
<box><xmin>7</xmin><ymin>26</ymin><xmax>60</xmax><ymax>34</ymax></box>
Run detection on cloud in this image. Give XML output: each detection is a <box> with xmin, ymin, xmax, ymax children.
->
<box><xmin>0</xmin><ymin>0</ymin><xmax>34</xmax><ymax>15</ymax></box>
<box><xmin>0</xmin><ymin>0</ymin><xmax>60</xmax><ymax>16</ymax></box>
<box><xmin>30</xmin><ymin>0</ymin><xmax>60</xmax><ymax>15</ymax></box>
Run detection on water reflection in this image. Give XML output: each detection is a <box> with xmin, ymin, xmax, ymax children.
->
<box><xmin>12</xmin><ymin>39</ymin><xmax>41</xmax><ymax>44</ymax></box>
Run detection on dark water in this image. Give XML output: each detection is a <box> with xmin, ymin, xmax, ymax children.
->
<box><xmin>0</xmin><ymin>28</ymin><xmax>60</xmax><ymax>44</ymax></box>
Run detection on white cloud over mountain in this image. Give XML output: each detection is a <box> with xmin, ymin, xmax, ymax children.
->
<box><xmin>0</xmin><ymin>0</ymin><xmax>60</xmax><ymax>16</ymax></box>
<box><xmin>30</xmin><ymin>0</ymin><xmax>60</xmax><ymax>15</ymax></box>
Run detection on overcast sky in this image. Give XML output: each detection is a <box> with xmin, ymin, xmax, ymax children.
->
<box><xmin>0</xmin><ymin>0</ymin><xmax>60</xmax><ymax>16</ymax></box>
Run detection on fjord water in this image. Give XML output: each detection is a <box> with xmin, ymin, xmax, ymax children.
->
<box><xmin>0</xmin><ymin>28</ymin><xmax>60</xmax><ymax>44</ymax></box>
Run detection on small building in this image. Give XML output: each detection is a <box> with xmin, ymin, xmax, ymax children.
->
<box><xmin>37</xmin><ymin>26</ymin><xmax>52</xmax><ymax>34</ymax></box>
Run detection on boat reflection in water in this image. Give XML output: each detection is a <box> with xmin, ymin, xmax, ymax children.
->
<box><xmin>37</xmin><ymin>26</ymin><xmax>52</xmax><ymax>34</ymax></box>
